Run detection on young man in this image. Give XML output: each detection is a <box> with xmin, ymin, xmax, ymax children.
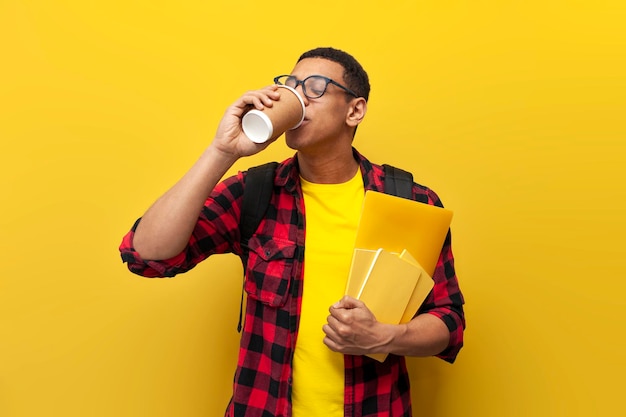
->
<box><xmin>120</xmin><ymin>47</ymin><xmax>465</xmax><ymax>417</ymax></box>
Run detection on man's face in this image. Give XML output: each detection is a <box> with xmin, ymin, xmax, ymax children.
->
<box><xmin>284</xmin><ymin>58</ymin><xmax>355</xmax><ymax>153</ymax></box>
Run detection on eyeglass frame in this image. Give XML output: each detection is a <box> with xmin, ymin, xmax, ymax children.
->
<box><xmin>273</xmin><ymin>74</ymin><xmax>359</xmax><ymax>99</ymax></box>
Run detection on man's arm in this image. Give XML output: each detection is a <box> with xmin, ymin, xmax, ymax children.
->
<box><xmin>131</xmin><ymin>86</ymin><xmax>281</xmax><ymax>261</ymax></box>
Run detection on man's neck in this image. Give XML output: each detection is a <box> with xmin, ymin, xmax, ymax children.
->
<box><xmin>297</xmin><ymin>146</ymin><xmax>359</xmax><ymax>184</ymax></box>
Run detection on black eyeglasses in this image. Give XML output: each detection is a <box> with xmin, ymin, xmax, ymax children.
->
<box><xmin>273</xmin><ymin>74</ymin><xmax>359</xmax><ymax>99</ymax></box>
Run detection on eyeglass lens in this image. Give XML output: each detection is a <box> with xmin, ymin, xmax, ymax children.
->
<box><xmin>282</xmin><ymin>76</ymin><xmax>329</xmax><ymax>99</ymax></box>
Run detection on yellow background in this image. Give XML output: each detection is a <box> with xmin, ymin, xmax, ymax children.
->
<box><xmin>1</xmin><ymin>1</ymin><xmax>625</xmax><ymax>416</ymax></box>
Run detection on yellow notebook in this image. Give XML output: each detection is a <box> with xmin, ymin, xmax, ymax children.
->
<box><xmin>398</xmin><ymin>250</ymin><xmax>434</xmax><ymax>324</ymax></box>
<box><xmin>346</xmin><ymin>248</ymin><xmax>435</xmax><ymax>325</ymax></box>
<box><xmin>354</xmin><ymin>191</ymin><xmax>453</xmax><ymax>277</ymax></box>
<box><xmin>345</xmin><ymin>248</ymin><xmax>379</xmax><ymax>298</ymax></box>
<box><xmin>349</xmin><ymin>248</ymin><xmax>422</xmax><ymax>362</ymax></box>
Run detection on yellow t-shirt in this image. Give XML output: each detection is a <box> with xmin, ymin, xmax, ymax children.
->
<box><xmin>291</xmin><ymin>169</ymin><xmax>364</xmax><ymax>417</ymax></box>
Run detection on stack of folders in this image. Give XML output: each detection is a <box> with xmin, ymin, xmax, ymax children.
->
<box><xmin>344</xmin><ymin>191</ymin><xmax>453</xmax><ymax>362</ymax></box>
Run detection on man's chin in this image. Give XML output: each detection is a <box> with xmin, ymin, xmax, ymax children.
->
<box><xmin>284</xmin><ymin>132</ymin><xmax>303</xmax><ymax>151</ymax></box>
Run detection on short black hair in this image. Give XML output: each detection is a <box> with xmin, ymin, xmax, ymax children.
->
<box><xmin>298</xmin><ymin>47</ymin><xmax>370</xmax><ymax>101</ymax></box>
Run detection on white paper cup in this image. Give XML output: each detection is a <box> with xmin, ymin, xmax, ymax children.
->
<box><xmin>242</xmin><ymin>85</ymin><xmax>306</xmax><ymax>143</ymax></box>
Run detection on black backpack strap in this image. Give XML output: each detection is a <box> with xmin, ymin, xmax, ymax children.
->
<box><xmin>383</xmin><ymin>164</ymin><xmax>414</xmax><ymax>199</ymax></box>
<box><xmin>237</xmin><ymin>161</ymin><xmax>278</xmax><ymax>332</ymax></box>
<box><xmin>240</xmin><ymin>162</ymin><xmax>279</xmax><ymax>247</ymax></box>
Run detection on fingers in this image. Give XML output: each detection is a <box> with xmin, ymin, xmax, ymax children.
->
<box><xmin>235</xmin><ymin>85</ymin><xmax>280</xmax><ymax>112</ymax></box>
<box><xmin>331</xmin><ymin>295</ymin><xmax>364</xmax><ymax>310</ymax></box>
<box><xmin>322</xmin><ymin>315</ymin><xmax>372</xmax><ymax>355</ymax></box>
<box><xmin>322</xmin><ymin>322</ymin><xmax>348</xmax><ymax>353</ymax></box>
<box><xmin>323</xmin><ymin>306</ymin><xmax>360</xmax><ymax>348</ymax></box>
<box><xmin>327</xmin><ymin>296</ymin><xmax>370</xmax><ymax>332</ymax></box>
<box><xmin>323</xmin><ymin>333</ymin><xmax>341</xmax><ymax>352</ymax></box>
<box><xmin>323</xmin><ymin>297</ymin><xmax>383</xmax><ymax>355</ymax></box>
<box><xmin>211</xmin><ymin>85</ymin><xmax>281</xmax><ymax>157</ymax></box>
<box><xmin>325</xmin><ymin>314</ymin><xmax>348</xmax><ymax>336</ymax></box>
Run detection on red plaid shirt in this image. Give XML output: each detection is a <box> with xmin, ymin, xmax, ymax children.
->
<box><xmin>119</xmin><ymin>149</ymin><xmax>465</xmax><ymax>417</ymax></box>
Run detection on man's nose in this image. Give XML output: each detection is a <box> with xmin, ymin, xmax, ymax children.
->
<box><xmin>294</xmin><ymin>83</ymin><xmax>309</xmax><ymax>105</ymax></box>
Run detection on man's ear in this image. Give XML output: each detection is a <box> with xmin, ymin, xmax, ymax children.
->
<box><xmin>346</xmin><ymin>97</ymin><xmax>367</xmax><ymax>128</ymax></box>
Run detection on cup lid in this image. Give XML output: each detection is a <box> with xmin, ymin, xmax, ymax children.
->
<box><xmin>242</xmin><ymin>110</ymin><xmax>273</xmax><ymax>143</ymax></box>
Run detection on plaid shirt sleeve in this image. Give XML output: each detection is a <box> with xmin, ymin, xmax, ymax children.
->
<box><xmin>415</xmin><ymin>185</ymin><xmax>465</xmax><ymax>363</ymax></box>
<box><xmin>119</xmin><ymin>173</ymin><xmax>246</xmax><ymax>277</ymax></box>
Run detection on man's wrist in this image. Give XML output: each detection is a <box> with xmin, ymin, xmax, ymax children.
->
<box><xmin>373</xmin><ymin>322</ymin><xmax>407</xmax><ymax>355</ymax></box>
<box><xmin>203</xmin><ymin>143</ymin><xmax>238</xmax><ymax>170</ymax></box>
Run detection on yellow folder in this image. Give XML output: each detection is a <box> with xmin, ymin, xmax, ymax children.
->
<box><xmin>354</xmin><ymin>191</ymin><xmax>453</xmax><ymax>277</ymax></box>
